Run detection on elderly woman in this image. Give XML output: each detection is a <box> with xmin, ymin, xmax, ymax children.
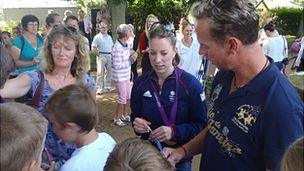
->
<box><xmin>0</xmin><ymin>24</ymin><xmax>95</xmax><ymax>168</ymax></box>
<box><xmin>131</xmin><ymin>23</ymin><xmax>207</xmax><ymax>170</ymax></box>
<box><xmin>111</xmin><ymin>24</ymin><xmax>137</xmax><ymax>127</ymax></box>
<box><xmin>10</xmin><ymin>15</ymin><xmax>44</xmax><ymax>74</ymax></box>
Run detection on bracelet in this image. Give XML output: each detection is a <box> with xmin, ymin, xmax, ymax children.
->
<box><xmin>181</xmin><ymin>145</ymin><xmax>188</xmax><ymax>157</ymax></box>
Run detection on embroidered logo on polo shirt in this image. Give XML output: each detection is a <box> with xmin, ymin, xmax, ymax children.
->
<box><xmin>232</xmin><ymin>104</ymin><xmax>259</xmax><ymax>133</ymax></box>
<box><xmin>169</xmin><ymin>91</ymin><xmax>175</xmax><ymax>102</ymax></box>
<box><xmin>208</xmin><ymin>107</ymin><xmax>242</xmax><ymax>157</ymax></box>
<box><xmin>143</xmin><ymin>91</ymin><xmax>152</xmax><ymax>98</ymax></box>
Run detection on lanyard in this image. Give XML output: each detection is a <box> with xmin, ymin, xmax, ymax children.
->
<box><xmin>149</xmin><ymin>68</ymin><xmax>182</xmax><ymax>126</ymax></box>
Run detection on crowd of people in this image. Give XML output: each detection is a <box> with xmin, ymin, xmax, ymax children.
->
<box><xmin>0</xmin><ymin>0</ymin><xmax>303</xmax><ymax>171</ymax></box>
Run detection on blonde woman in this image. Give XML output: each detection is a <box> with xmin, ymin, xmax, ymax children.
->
<box><xmin>0</xmin><ymin>24</ymin><xmax>96</xmax><ymax>169</ymax></box>
<box><xmin>139</xmin><ymin>14</ymin><xmax>159</xmax><ymax>74</ymax></box>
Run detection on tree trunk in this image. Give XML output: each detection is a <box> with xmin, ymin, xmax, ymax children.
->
<box><xmin>108</xmin><ymin>0</ymin><xmax>126</xmax><ymax>41</ymax></box>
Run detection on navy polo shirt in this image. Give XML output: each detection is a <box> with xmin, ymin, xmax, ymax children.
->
<box><xmin>200</xmin><ymin>63</ymin><xmax>304</xmax><ymax>171</ymax></box>
<box><xmin>131</xmin><ymin>67</ymin><xmax>207</xmax><ymax>147</ymax></box>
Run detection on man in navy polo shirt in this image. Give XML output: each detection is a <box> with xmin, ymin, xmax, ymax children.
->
<box><xmin>163</xmin><ymin>0</ymin><xmax>304</xmax><ymax>171</ymax></box>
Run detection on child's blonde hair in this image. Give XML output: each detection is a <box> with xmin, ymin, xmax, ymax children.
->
<box><xmin>0</xmin><ymin>102</ymin><xmax>48</xmax><ymax>171</ymax></box>
<box><xmin>104</xmin><ymin>137</ymin><xmax>174</xmax><ymax>171</ymax></box>
<box><xmin>281</xmin><ymin>137</ymin><xmax>304</xmax><ymax>171</ymax></box>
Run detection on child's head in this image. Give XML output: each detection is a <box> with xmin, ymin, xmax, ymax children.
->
<box><xmin>281</xmin><ymin>137</ymin><xmax>304</xmax><ymax>171</ymax></box>
<box><xmin>46</xmin><ymin>84</ymin><xmax>98</xmax><ymax>142</ymax></box>
<box><xmin>104</xmin><ymin>137</ymin><xmax>174</xmax><ymax>171</ymax></box>
<box><xmin>0</xmin><ymin>102</ymin><xmax>48</xmax><ymax>171</ymax></box>
<box><xmin>0</xmin><ymin>44</ymin><xmax>15</xmax><ymax>88</ymax></box>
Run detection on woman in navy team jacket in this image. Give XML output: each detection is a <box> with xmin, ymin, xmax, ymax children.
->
<box><xmin>131</xmin><ymin>23</ymin><xmax>207</xmax><ymax>171</ymax></box>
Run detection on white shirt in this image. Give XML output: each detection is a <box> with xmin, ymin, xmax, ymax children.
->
<box><xmin>262</xmin><ymin>35</ymin><xmax>288</xmax><ymax>62</ymax></box>
<box><xmin>59</xmin><ymin>133</ymin><xmax>116</xmax><ymax>171</ymax></box>
<box><xmin>176</xmin><ymin>38</ymin><xmax>202</xmax><ymax>77</ymax></box>
<box><xmin>92</xmin><ymin>33</ymin><xmax>114</xmax><ymax>53</ymax></box>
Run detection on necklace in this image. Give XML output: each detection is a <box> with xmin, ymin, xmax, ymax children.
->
<box><xmin>233</xmin><ymin>58</ymin><xmax>269</xmax><ymax>90</ymax></box>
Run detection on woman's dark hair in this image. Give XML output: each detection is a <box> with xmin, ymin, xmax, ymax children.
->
<box><xmin>148</xmin><ymin>23</ymin><xmax>180</xmax><ymax>65</ymax></box>
<box><xmin>21</xmin><ymin>15</ymin><xmax>39</xmax><ymax>30</ymax></box>
<box><xmin>264</xmin><ymin>21</ymin><xmax>276</xmax><ymax>32</ymax></box>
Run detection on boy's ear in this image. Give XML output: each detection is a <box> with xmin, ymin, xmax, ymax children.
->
<box><xmin>21</xmin><ymin>160</ymin><xmax>40</xmax><ymax>171</ymax></box>
<box><xmin>65</xmin><ymin>122</ymin><xmax>81</xmax><ymax>132</ymax></box>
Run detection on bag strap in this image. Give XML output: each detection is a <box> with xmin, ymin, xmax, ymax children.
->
<box><xmin>31</xmin><ymin>70</ymin><xmax>45</xmax><ymax>108</ymax></box>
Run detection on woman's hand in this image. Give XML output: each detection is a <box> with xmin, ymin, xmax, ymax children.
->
<box><xmin>129</xmin><ymin>50</ymin><xmax>138</xmax><ymax>63</ymax></box>
<box><xmin>150</xmin><ymin>126</ymin><xmax>172</xmax><ymax>142</ymax></box>
<box><xmin>133</xmin><ymin>117</ymin><xmax>151</xmax><ymax>134</ymax></box>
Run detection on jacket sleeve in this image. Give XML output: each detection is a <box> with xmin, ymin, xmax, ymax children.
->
<box><xmin>130</xmin><ymin>79</ymin><xmax>143</xmax><ymax>136</ymax></box>
<box><xmin>174</xmin><ymin>77</ymin><xmax>208</xmax><ymax>145</ymax></box>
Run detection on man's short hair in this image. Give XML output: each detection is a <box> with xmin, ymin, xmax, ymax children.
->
<box><xmin>45</xmin><ymin>12</ymin><xmax>60</xmax><ymax>26</ymax></box>
<box><xmin>116</xmin><ymin>24</ymin><xmax>133</xmax><ymax>39</ymax></box>
<box><xmin>104</xmin><ymin>137</ymin><xmax>174</xmax><ymax>171</ymax></box>
<box><xmin>64</xmin><ymin>15</ymin><xmax>79</xmax><ymax>23</ymax></box>
<box><xmin>46</xmin><ymin>84</ymin><xmax>97</xmax><ymax>133</ymax></box>
<box><xmin>0</xmin><ymin>102</ymin><xmax>48</xmax><ymax>171</ymax></box>
<box><xmin>191</xmin><ymin>0</ymin><xmax>259</xmax><ymax>45</ymax></box>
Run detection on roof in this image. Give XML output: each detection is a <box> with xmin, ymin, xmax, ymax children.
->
<box><xmin>1</xmin><ymin>0</ymin><xmax>77</xmax><ymax>9</ymax></box>
<box><xmin>255</xmin><ymin>0</ymin><xmax>303</xmax><ymax>9</ymax></box>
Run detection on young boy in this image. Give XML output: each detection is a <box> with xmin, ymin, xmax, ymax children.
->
<box><xmin>0</xmin><ymin>102</ymin><xmax>48</xmax><ymax>171</ymax></box>
<box><xmin>45</xmin><ymin>84</ymin><xmax>116</xmax><ymax>171</ymax></box>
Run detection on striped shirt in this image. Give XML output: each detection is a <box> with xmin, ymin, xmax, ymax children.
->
<box><xmin>111</xmin><ymin>40</ymin><xmax>132</xmax><ymax>82</ymax></box>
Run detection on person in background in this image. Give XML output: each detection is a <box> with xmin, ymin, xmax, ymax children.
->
<box><xmin>294</xmin><ymin>36</ymin><xmax>304</xmax><ymax>72</ymax></box>
<box><xmin>163</xmin><ymin>1</ymin><xmax>303</xmax><ymax>171</ymax></box>
<box><xmin>1</xmin><ymin>31</ymin><xmax>13</xmax><ymax>51</ymax></box>
<box><xmin>45</xmin><ymin>12</ymin><xmax>62</xmax><ymax>33</ymax></box>
<box><xmin>96</xmin><ymin>5</ymin><xmax>111</xmax><ymax>28</ymax></box>
<box><xmin>78</xmin><ymin>9</ymin><xmax>92</xmax><ymax>48</ymax></box>
<box><xmin>10</xmin><ymin>14</ymin><xmax>44</xmax><ymax>74</ymax></box>
<box><xmin>104</xmin><ymin>137</ymin><xmax>174</xmax><ymax>171</ymax></box>
<box><xmin>131</xmin><ymin>23</ymin><xmax>207</xmax><ymax>170</ymax></box>
<box><xmin>92</xmin><ymin>21</ymin><xmax>114</xmax><ymax>94</ymax></box>
<box><xmin>46</xmin><ymin>84</ymin><xmax>116</xmax><ymax>171</ymax></box>
<box><xmin>176</xmin><ymin>17</ymin><xmax>202</xmax><ymax>78</ymax></box>
<box><xmin>262</xmin><ymin>21</ymin><xmax>288</xmax><ymax>71</ymax></box>
<box><xmin>112</xmin><ymin>24</ymin><xmax>137</xmax><ymax>127</ymax></box>
<box><xmin>281</xmin><ymin>137</ymin><xmax>304</xmax><ymax>171</ymax></box>
<box><xmin>0</xmin><ymin>102</ymin><xmax>49</xmax><ymax>171</ymax></box>
<box><xmin>63</xmin><ymin>10</ymin><xmax>73</xmax><ymax>22</ymax></box>
<box><xmin>64</xmin><ymin>15</ymin><xmax>90</xmax><ymax>52</ymax></box>
<box><xmin>139</xmin><ymin>14</ymin><xmax>159</xmax><ymax>74</ymax></box>
<box><xmin>0</xmin><ymin>24</ymin><xmax>95</xmax><ymax>169</ymax></box>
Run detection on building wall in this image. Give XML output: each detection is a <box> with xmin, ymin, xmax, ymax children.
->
<box><xmin>3</xmin><ymin>7</ymin><xmax>79</xmax><ymax>26</ymax></box>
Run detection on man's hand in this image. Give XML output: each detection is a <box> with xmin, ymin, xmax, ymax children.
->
<box><xmin>163</xmin><ymin>147</ymin><xmax>186</xmax><ymax>166</ymax></box>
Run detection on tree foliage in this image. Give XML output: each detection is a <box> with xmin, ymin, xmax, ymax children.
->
<box><xmin>271</xmin><ymin>7</ymin><xmax>303</xmax><ymax>36</ymax></box>
<box><xmin>126</xmin><ymin>0</ymin><xmax>197</xmax><ymax>32</ymax></box>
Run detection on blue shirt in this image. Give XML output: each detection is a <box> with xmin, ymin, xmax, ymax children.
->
<box><xmin>131</xmin><ymin>67</ymin><xmax>207</xmax><ymax>150</ymax></box>
<box><xmin>13</xmin><ymin>35</ymin><xmax>44</xmax><ymax>74</ymax></box>
<box><xmin>200</xmin><ymin>64</ymin><xmax>304</xmax><ymax>171</ymax></box>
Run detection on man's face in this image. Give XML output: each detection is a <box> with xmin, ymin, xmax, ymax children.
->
<box><xmin>53</xmin><ymin>16</ymin><xmax>62</xmax><ymax>26</ymax></box>
<box><xmin>99</xmin><ymin>22</ymin><xmax>108</xmax><ymax>34</ymax></box>
<box><xmin>66</xmin><ymin>19</ymin><xmax>79</xmax><ymax>31</ymax></box>
<box><xmin>196</xmin><ymin>18</ymin><xmax>229</xmax><ymax>70</ymax></box>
